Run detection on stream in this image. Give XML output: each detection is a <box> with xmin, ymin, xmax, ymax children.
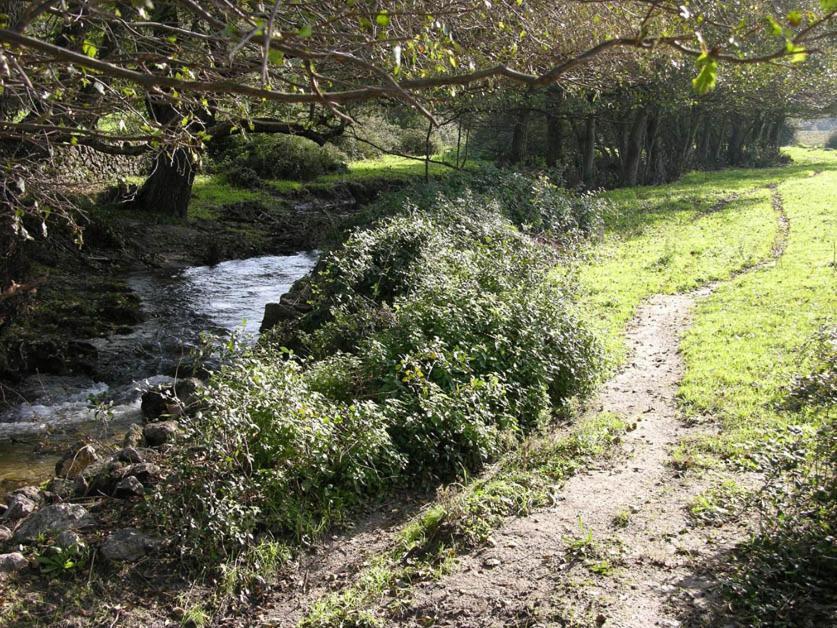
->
<box><xmin>0</xmin><ymin>252</ymin><xmax>318</xmax><ymax>493</ymax></box>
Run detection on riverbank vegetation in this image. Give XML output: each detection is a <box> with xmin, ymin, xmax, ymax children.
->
<box><xmin>159</xmin><ymin>169</ymin><xmax>609</xmax><ymax>565</ymax></box>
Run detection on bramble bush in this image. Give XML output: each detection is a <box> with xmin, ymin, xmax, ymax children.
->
<box><xmin>157</xmin><ymin>171</ymin><xmax>607</xmax><ymax>566</ymax></box>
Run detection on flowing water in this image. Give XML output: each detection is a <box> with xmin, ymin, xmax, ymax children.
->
<box><xmin>0</xmin><ymin>252</ymin><xmax>318</xmax><ymax>493</ymax></box>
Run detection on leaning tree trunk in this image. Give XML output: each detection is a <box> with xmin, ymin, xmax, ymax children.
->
<box><xmin>135</xmin><ymin>148</ymin><xmax>195</xmax><ymax>218</ymax></box>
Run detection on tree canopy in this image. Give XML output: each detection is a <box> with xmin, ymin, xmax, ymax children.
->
<box><xmin>0</xmin><ymin>0</ymin><xmax>833</xmax><ymax>232</ymax></box>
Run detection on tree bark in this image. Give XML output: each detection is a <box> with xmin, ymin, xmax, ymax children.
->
<box><xmin>581</xmin><ymin>113</ymin><xmax>596</xmax><ymax>187</ymax></box>
<box><xmin>623</xmin><ymin>109</ymin><xmax>648</xmax><ymax>186</ymax></box>
<box><xmin>135</xmin><ymin>149</ymin><xmax>195</xmax><ymax>218</ymax></box>
<box><xmin>509</xmin><ymin>108</ymin><xmax>531</xmax><ymax>164</ymax></box>
<box><xmin>727</xmin><ymin>118</ymin><xmax>744</xmax><ymax>166</ymax></box>
<box><xmin>544</xmin><ymin>86</ymin><xmax>564</xmax><ymax>167</ymax></box>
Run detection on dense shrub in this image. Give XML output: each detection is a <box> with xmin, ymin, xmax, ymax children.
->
<box><xmin>344</xmin><ymin>164</ymin><xmax>608</xmax><ymax>243</ymax></box>
<box><xmin>826</xmin><ymin>130</ymin><xmax>837</xmax><ymax>150</ymax></box>
<box><xmin>214</xmin><ymin>134</ymin><xmax>347</xmax><ymax>183</ymax></box>
<box><xmin>158</xmin><ymin>172</ymin><xmax>606</xmax><ymax>565</ymax></box>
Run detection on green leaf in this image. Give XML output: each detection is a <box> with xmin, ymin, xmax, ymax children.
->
<box><xmin>268</xmin><ymin>49</ymin><xmax>284</xmax><ymax>65</ymax></box>
<box><xmin>82</xmin><ymin>39</ymin><xmax>98</xmax><ymax>58</ymax></box>
<box><xmin>787</xmin><ymin>10</ymin><xmax>803</xmax><ymax>26</ymax></box>
<box><xmin>765</xmin><ymin>15</ymin><xmax>784</xmax><ymax>36</ymax></box>
<box><xmin>376</xmin><ymin>11</ymin><xmax>390</xmax><ymax>27</ymax></box>
<box><xmin>820</xmin><ymin>0</ymin><xmax>837</xmax><ymax>12</ymax></box>
<box><xmin>786</xmin><ymin>41</ymin><xmax>808</xmax><ymax>63</ymax></box>
<box><xmin>298</xmin><ymin>23</ymin><xmax>313</xmax><ymax>37</ymax></box>
<box><xmin>691</xmin><ymin>53</ymin><xmax>718</xmax><ymax>96</ymax></box>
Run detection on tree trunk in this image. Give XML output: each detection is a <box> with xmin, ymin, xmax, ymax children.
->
<box><xmin>676</xmin><ymin>110</ymin><xmax>699</xmax><ymax>177</ymax></box>
<box><xmin>544</xmin><ymin>86</ymin><xmax>564</xmax><ymax>167</ymax></box>
<box><xmin>581</xmin><ymin>114</ymin><xmax>596</xmax><ymax>187</ymax></box>
<box><xmin>509</xmin><ymin>108</ymin><xmax>531</xmax><ymax>164</ymax></box>
<box><xmin>696</xmin><ymin>114</ymin><xmax>711</xmax><ymax>167</ymax></box>
<box><xmin>727</xmin><ymin>119</ymin><xmax>744</xmax><ymax>166</ymax></box>
<box><xmin>643</xmin><ymin>112</ymin><xmax>659</xmax><ymax>184</ymax></box>
<box><xmin>623</xmin><ymin>109</ymin><xmax>648</xmax><ymax>186</ymax></box>
<box><xmin>135</xmin><ymin>148</ymin><xmax>195</xmax><ymax>218</ymax></box>
<box><xmin>710</xmin><ymin>118</ymin><xmax>727</xmax><ymax>167</ymax></box>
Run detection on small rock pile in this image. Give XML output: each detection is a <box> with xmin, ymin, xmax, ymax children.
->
<box><xmin>0</xmin><ymin>377</ymin><xmax>204</xmax><ymax>575</ymax></box>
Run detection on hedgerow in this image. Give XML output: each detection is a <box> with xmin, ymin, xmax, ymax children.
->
<box><xmin>157</xmin><ymin>172</ymin><xmax>607</xmax><ymax>566</ymax></box>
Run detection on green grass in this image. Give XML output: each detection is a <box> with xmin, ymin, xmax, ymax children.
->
<box><xmin>572</xmin><ymin>147</ymin><xmax>835</xmax><ymax>369</ymax></box>
<box><xmin>195</xmin><ymin>153</ymin><xmax>467</xmax><ymax>215</ymax></box>
<box><xmin>124</xmin><ymin>153</ymin><xmax>466</xmax><ymax>221</ymax></box>
<box><xmin>189</xmin><ymin>174</ymin><xmax>272</xmax><ymax>220</ymax></box>
<box><xmin>268</xmin><ymin>153</ymin><xmax>467</xmax><ymax>193</ymax></box>
<box><xmin>676</xmin><ymin>156</ymin><xmax>836</xmax><ymax>466</ymax></box>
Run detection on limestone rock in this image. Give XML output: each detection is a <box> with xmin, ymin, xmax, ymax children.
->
<box><xmin>56</xmin><ymin>530</ymin><xmax>84</xmax><ymax>549</ymax></box>
<box><xmin>0</xmin><ymin>552</ymin><xmax>28</xmax><ymax>574</ymax></box>
<box><xmin>123</xmin><ymin>423</ymin><xmax>145</xmax><ymax>448</ymax></box>
<box><xmin>13</xmin><ymin>504</ymin><xmax>95</xmax><ymax>543</ymax></box>
<box><xmin>260</xmin><ymin>302</ymin><xmax>298</xmax><ymax>332</ymax></box>
<box><xmin>121</xmin><ymin>462</ymin><xmax>162</xmax><ymax>486</ymax></box>
<box><xmin>116</xmin><ymin>446</ymin><xmax>144</xmax><ymax>464</ymax></box>
<box><xmin>100</xmin><ymin>528</ymin><xmax>159</xmax><ymax>562</ymax></box>
<box><xmin>55</xmin><ymin>444</ymin><xmax>100</xmax><ymax>479</ymax></box>
<box><xmin>114</xmin><ymin>476</ymin><xmax>145</xmax><ymax>498</ymax></box>
<box><xmin>0</xmin><ymin>525</ymin><xmax>11</xmax><ymax>543</ymax></box>
<box><xmin>141</xmin><ymin>378</ymin><xmax>203</xmax><ymax>420</ymax></box>
<box><xmin>2</xmin><ymin>494</ymin><xmax>36</xmax><ymax>521</ymax></box>
<box><xmin>143</xmin><ymin>421</ymin><xmax>179</xmax><ymax>447</ymax></box>
<box><xmin>46</xmin><ymin>477</ymin><xmax>77</xmax><ymax>501</ymax></box>
<box><xmin>74</xmin><ymin>458</ymin><xmax>126</xmax><ymax>497</ymax></box>
<box><xmin>8</xmin><ymin>486</ymin><xmax>43</xmax><ymax>505</ymax></box>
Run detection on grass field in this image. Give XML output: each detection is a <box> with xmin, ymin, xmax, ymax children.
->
<box><xmin>574</xmin><ymin>147</ymin><xmax>835</xmax><ymax>369</ymax></box>
<box><xmin>678</xmin><ymin>156</ymin><xmax>836</xmax><ymax>465</ymax></box>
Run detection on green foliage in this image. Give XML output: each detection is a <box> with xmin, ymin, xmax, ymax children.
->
<box><xmin>688</xmin><ymin>480</ymin><xmax>748</xmax><ymax>526</ymax></box>
<box><xmin>214</xmin><ymin>134</ymin><xmax>347</xmax><ymax>183</ymax></box>
<box><xmin>344</xmin><ymin>163</ymin><xmax>609</xmax><ymax>242</ymax></box>
<box><xmin>36</xmin><ymin>543</ymin><xmax>89</xmax><ymax>576</ymax></box>
<box><xmin>692</xmin><ymin>53</ymin><xmax>719</xmax><ymax>95</ymax></box>
<box><xmin>159</xmin><ymin>170</ymin><xmax>607</xmax><ymax>568</ymax></box>
<box><xmin>333</xmin><ymin>111</ymin><xmax>448</xmax><ymax>160</ymax></box>
<box><xmin>397</xmin><ymin>127</ymin><xmax>439</xmax><ymax>156</ymax></box>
